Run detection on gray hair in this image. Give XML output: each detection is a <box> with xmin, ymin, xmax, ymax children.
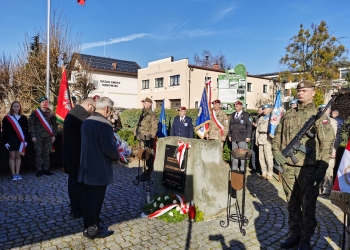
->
<box><xmin>96</xmin><ymin>97</ymin><xmax>114</xmax><ymax>110</ymax></box>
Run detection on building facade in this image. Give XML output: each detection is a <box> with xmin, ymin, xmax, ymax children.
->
<box><xmin>138</xmin><ymin>57</ymin><xmax>272</xmax><ymax>110</ymax></box>
<box><xmin>69</xmin><ymin>53</ymin><xmax>140</xmax><ymax>109</ymax></box>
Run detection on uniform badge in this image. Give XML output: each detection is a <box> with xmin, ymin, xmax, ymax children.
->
<box><xmin>322</xmin><ymin>119</ymin><xmax>329</xmax><ymax>125</ymax></box>
<box><xmin>240</xmin><ymin>120</ymin><xmax>244</xmax><ymax>124</ymax></box>
<box><xmin>184</xmin><ymin>123</ymin><xmax>188</xmax><ymax>126</ymax></box>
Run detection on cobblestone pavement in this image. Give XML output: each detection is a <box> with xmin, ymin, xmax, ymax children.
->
<box><xmin>0</xmin><ymin>162</ymin><xmax>344</xmax><ymax>250</ymax></box>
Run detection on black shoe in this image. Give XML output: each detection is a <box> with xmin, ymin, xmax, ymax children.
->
<box><xmin>250</xmin><ymin>169</ymin><xmax>257</xmax><ymax>173</ymax></box>
<box><xmin>83</xmin><ymin>226</ymin><xmax>113</xmax><ymax>239</ymax></box>
<box><xmin>36</xmin><ymin>171</ymin><xmax>43</xmax><ymax>177</ymax></box>
<box><xmin>43</xmin><ymin>170</ymin><xmax>53</xmax><ymax>176</ymax></box>
<box><xmin>298</xmin><ymin>239</ymin><xmax>311</xmax><ymax>250</ymax></box>
<box><xmin>280</xmin><ymin>233</ymin><xmax>300</xmax><ymax>249</ymax></box>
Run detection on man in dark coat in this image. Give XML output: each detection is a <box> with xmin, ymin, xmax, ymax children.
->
<box><xmin>170</xmin><ymin>106</ymin><xmax>193</xmax><ymax>138</ymax></box>
<box><xmin>228</xmin><ymin>101</ymin><xmax>252</xmax><ymax>171</ymax></box>
<box><xmin>62</xmin><ymin>97</ymin><xmax>96</xmax><ymax>218</ymax></box>
<box><xmin>78</xmin><ymin>97</ymin><xmax>120</xmax><ymax>239</ymax></box>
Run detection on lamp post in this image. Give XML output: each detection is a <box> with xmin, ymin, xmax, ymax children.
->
<box><xmin>46</xmin><ymin>0</ymin><xmax>51</xmax><ymax>100</ymax></box>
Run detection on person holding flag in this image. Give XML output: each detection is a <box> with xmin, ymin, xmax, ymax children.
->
<box><xmin>228</xmin><ymin>101</ymin><xmax>252</xmax><ymax>171</ymax></box>
<box><xmin>171</xmin><ymin>107</ymin><xmax>193</xmax><ymax>138</ymax></box>
<box><xmin>195</xmin><ymin>88</ymin><xmax>211</xmax><ymax>139</ymax></box>
<box><xmin>205</xmin><ymin>99</ymin><xmax>227</xmax><ymax>145</ymax></box>
<box><xmin>272</xmin><ymin>80</ymin><xmax>335</xmax><ymax>249</ymax></box>
<box><xmin>29</xmin><ymin>96</ymin><xmax>58</xmax><ymax>177</ymax></box>
<box><xmin>1</xmin><ymin>101</ymin><xmax>29</xmax><ymax>180</ymax></box>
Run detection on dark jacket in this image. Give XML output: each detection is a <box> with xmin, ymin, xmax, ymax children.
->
<box><xmin>228</xmin><ymin>111</ymin><xmax>252</xmax><ymax>142</ymax></box>
<box><xmin>78</xmin><ymin>112</ymin><xmax>120</xmax><ymax>186</ymax></box>
<box><xmin>62</xmin><ymin>105</ymin><xmax>91</xmax><ymax>175</ymax></box>
<box><xmin>170</xmin><ymin>116</ymin><xmax>194</xmax><ymax>138</ymax></box>
<box><xmin>2</xmin><ymin>115</ymin><xmax>29</xmax><ymax>145</ymax></box>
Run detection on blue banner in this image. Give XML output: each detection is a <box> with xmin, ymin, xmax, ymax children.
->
<box><xmin>157</xmin><ymin>100</ymin><xmax>167</xmax><ymax>137</ymax></box>
<box><xmin>269</xmin><ymin>90</ymin><xmax>283</xmax><ymax>138</ymax></box>
<box><xmin>195</xmin><ymin>88</ymin><xmax>211</xmax><ymax>139</ymax></box>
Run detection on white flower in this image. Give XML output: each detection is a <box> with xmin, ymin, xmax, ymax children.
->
<box><xmin>153</xmin><ymin>202</ymin><xmax>157</xmax><ymax>207</ymax></box>
<box><xmin>157</xmin><ymin>197</ymin><xmax>161</xmax><ymax>201</ymax></box>
<box><xmin>173</xmin><ymin>200</ymin><xmax>177</xmax><ymax>204</ymax></box>
<box><xmin>164</xmin><ymin>196</ymin><xmax>169</xmax><ymax>200</ymax></box>
<box><xmin>168</xmin><ymin>212</ymin><xmax>173</xmax><ymax>217</ymax></box>
<box><xmin>159</xmin><ymin>203</ymin><xmax>164</xmax><ymax>208</ymax></box>
<box><xmin>180</xmin><ymin>210</ymin><xmax>184</xmax><ymax>214</ymax></box>
<box><xmin>176</xmin><ymin>206</ymin><xmax>180</xmax><ymax>211</ymax></box>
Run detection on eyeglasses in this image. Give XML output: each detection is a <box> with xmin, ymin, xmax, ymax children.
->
<box><xmin>90</xmin><ymin>104</ymin><xmax>96</xmax><ymax>111</ymax></box>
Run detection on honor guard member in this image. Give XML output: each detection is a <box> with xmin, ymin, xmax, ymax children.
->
<box><xmin>256</xmin><ymin>104</ymin><xmax>274</xmax><ymax>179</ymax></box>
<box><xmin>318</xmin><ymin>104</ymin><xmax>338</xmax><ymax>195</ymax></box>
<box><xmin>205</xmin><ymin>99</ymin><xmax>228</xmax><ymax>144</ymax></box>
<box><xmin>290</xmin><ymin>99</ymin><xmax>298</xmax><ymax>109</ymax></box>
<box><xmin>134</xmin><ymin>97</ymin><xmax>158</xmax><ymax>176</ymax></box>
<box><xmin>251</xmin><ymin>106</ymin><xmax>263</xmax><ymax>173</ymax></box>
<box><xmin>29</xmin><ymin>96</ymin><xmax>58</xmax><ymax>177</ymax></box>
<box><xmin>170</xmin><ymin>107</ymin><xmax>193</xmax><ymax>138</ymax></box>
<box><xmin>228</xmin><ymin>101</ymin><xmax>252</xmax><ymax>171</ymax></box>
<box><xmin>272</xmin><ymin>80</ymin><xmax>335</xmax><ymax>250</ymax></box>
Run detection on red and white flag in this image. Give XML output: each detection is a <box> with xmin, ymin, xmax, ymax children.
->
<box><xmin>332</xmin><ymin>140</ymin><xmax>350</xmax><ymax>193</ymax></box>
<box><xmin>77</xmin><ymin>0</ymin><xmax>85</xmax><ymax>5</ymax></box>
<box><xmin>206</xmin><ymin>79</ymin><xmax>212</xmax><ymax>108</ymax></box>
<box><xmin>56</xmin><ymin>68</ymin><xmax>73</xmax><ymax>124</ymax></box>
<box><xmin>177</xmin><ymin>141</ymin><xmax>191</xmax><ymax>171</ymax></box>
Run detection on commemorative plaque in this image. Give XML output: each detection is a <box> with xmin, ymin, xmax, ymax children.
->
<box><xmin>162</xmin><ymin>144</ymin><xmax>187</xmax><ymax>193</ymax></box>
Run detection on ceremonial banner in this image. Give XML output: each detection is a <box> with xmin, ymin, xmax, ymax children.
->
<box><xmin>77</xmin><ymin>0</ymin><xmax>85</xmax><ymax>5</ymax></box>
<box><xmin>195</xmin><ymin>88</ymin><xmax>210</xmax><ymax>139</ymax></box>
<box><xmin>56</xmin><ymin>69</ymin><xmax>73</xmax><ymax>124</ymax></box>
<box><xmin>157</xmin><ymin>100</ymin><xmax>167</xmax><ymax>138</ymax></box>
<box><xmin>206</xmin><ymin>79</ymin><xmax>212</xmax><ymax>108</ymax></box>
<box><xmin>332</xmin><ymin>140</ymin><xmax>350</xmax><ymax>193</ymax></box>
<box><xmin>269</xmin><ymin>89</ymin><xmax>283</xmax><ymax>138</ymax></box>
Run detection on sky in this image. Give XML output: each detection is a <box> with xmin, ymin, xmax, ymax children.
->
<box><xmin>1</xmin><ymin>0</ymin><xmax>350</xmax><ymax>75</ymax></box>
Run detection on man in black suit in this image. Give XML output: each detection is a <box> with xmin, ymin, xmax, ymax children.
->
<box><xmin>228</xmin><ymin>101</ymin><xmax>252</xmax><ymax>171</ymax></box>
<box><xmin>62</xmin><ymin>97</ymin><xmax>96</xmax><ymax>218</ymax></box>
<box><xmin>170</xmin><ymin>107</ymin><xmax>194</xmax><ymax>138</ymax></box>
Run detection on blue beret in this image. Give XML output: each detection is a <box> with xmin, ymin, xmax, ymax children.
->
<box><xmin>318</xmin><ymin>104</ymin><xmax>327</xmax><ymax>110</ymax></box>
<box><xmin>262</xmin><ymin>104</ymin><xmax>272</xmax><ymax>109</ymax></box>
<box><xmin>289</xmin><ymin>99</ymin><xmax>298</xmax><ymax>105</ymax></box>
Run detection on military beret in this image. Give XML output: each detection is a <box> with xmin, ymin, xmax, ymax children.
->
<box><xmin>297</xmin><ymin>80</ymin><xmax>315</xmax><ymax>89</ymax></box>
<box><xmin>179</xmin><ymin>106</ymin><xmax>186</xmax><ymax>111</ymax></box>
<box><xmin>318</xmin><ymin>104</ymin><xmax>327</xmax><ymax>110</ymax></box>
<box><xmin>93</xmin><ymin>95</ymin><xmax>100</xmax><ymax>100</ymax></box>
<box><xmin>235</xmin><ymin>101</ymin><xmax>243</xmax><ymax>106</ymax></box>
<box><xmin>262</xmin><ymin>104</ymin><xmax>272</xmax><ymax>109</ymax></box>
<box><xmin>289</xmin><ymin>99</ymin><xmax>298</xmax><ymax>105</ymax></box>
<box><xmin>38</xmin><ymin>96</ymin><xmax>48</xmax><ymax>103</ymax></box>
<box><xmin>211</xmin><ymin>99</ymin><xmax>221</xmax><ymax>104</ymax></box>
<box><xmin>141</xmin><ymin>97</ymin><xmax>153</xmax><ymax>103</ymax></box>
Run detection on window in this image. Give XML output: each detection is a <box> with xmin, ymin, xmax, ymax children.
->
<box><xmin>247</xmin><ymin>82</ymin><xmax>252</xmax><ymax>92</ymax></box>
<box><xmin>142</xmin><ymin>80</ymin><xmax>149</xmax><ymax>89</ymax></box>
<box><xmin>195</xmin><ymin>101</ymin><xmax>199</xmax><ymax>108</ymax></box>
<box><xmin>263</xmin><ymin>84</ymin><xmax>268</xmax><ymax>93</ymax></box>
<box><xmin>155</xmin><ymin>77</ymin><xmax>164</xmax><ymax>88</ymax></box>
<box><xmin>341</xmin><ymin>70</ymin><xmax>349</xmax><ymax>79</ymax></box>
<box><xmin>170</xmin><ymin>75</ymin><xmax>180</xmax><ymax>86</ymax></box>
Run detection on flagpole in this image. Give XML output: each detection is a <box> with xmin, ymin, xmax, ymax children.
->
<box><xmin>46</xmin><ymin>0</ymin><xmax>51</xmax><ymax>100</ymax></box>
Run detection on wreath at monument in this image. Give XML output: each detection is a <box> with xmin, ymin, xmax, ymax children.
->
<box><xmin>142</xmin><ymin>194</ymin><xmax>204</xmax><ymax>223</ymax></box>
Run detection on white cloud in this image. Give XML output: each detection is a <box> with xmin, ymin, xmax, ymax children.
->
<box><xmin>213</xmin><ymin>5</ymin><xmax>237</xmax><ymax>22</ymax></box>
<box><xmin>81</xmin><ymin>33</ymin><xmax>149</xmax><ymax>50</ymax></box>
<box><xmin>180</xmin><ymin>29</ymin><xmax>218</xmax><ymax>38</ymax></box>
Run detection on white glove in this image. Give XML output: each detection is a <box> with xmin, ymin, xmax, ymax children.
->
<box><xmin>5</xmin><ymin>143</ymin><xmax>10</xmax><ymax>150</ymax></box>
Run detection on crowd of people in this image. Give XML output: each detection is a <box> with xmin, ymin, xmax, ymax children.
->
<box><xmin>0</xmin><ymin>79</ymin><xmax>347</xmax><ymax>246</ymax></box>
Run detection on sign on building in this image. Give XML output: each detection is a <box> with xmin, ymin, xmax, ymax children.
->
<box><xmin>218</xmin><ymin>64</ymin><xmax>247</xmax><ymax>114</ymax></box>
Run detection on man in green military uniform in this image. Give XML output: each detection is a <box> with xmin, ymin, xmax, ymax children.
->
<box><xmin>29</xmin><ymin>96</ymin><xmax>58</xmax><ymax>177</ymax></box>
<box><xmin>134</xmin><ymin>97</ymin><xmax>158</xmax><ymax>178</ymax></box>
<box><xmin>272</xmin><ymin>80</ymin><xmax>335</xmax><ymax>250</ymax></box>
<box><xmin>205</xmin><ymin>99</ymin><xmax>228</xmax><ymax>145</ymax></box>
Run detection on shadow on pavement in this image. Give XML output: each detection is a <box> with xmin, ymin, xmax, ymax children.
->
<box><xmin>208</xmin><ymin>234</ymin><xmax>246</xmax><ymax>249</ymax></box>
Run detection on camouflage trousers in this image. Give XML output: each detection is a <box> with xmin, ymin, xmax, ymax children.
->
<box><xmin>258</xmin><ymin>143</ymin><xmax>273</xmax><ymax>176</ymax></box>
<box><xmin>34</xmin><ymin>136</ymin><xmax>52</xmax><ymax>171</ymax></box>
<box><xmin>322</xmin><ymin>158</ymin><xmax>335</xmax><ymax>193</ymax></box>
<box><xmin>282</xmin><ymin>164</ymin><xmax>319</xmax><ymax>240</ymax></box>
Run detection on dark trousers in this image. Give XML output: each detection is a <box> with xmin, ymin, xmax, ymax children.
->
<box><xmin>68</xmin><ymin>173</ymin><xmax>83</xmax><ymax>215</ymax></box>
<box><xmin>82</xmin><ymin>184</ymin><xmax>107</xmax><ymax>229</ymax></box>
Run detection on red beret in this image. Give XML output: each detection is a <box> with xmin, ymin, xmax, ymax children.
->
<box><xmin>211</xmin><ymin>99</ymin><xmax>221</xmax><ymax>104</ymax></box>
<box><xmin>93</xmin><ymin>95</ymin><xmax>100</xmax><ymax>100</ymax></box>
<box><xmin>179</xmin><ymin>106</ymin><xmax>186</xmax><ymax>111</ymax></box>
<box><xmin>235</xmin><ymin>101</ymin><xmax>243</xmax><ymax>106</ymax></box>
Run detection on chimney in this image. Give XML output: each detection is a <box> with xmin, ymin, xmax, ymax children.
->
<box><xmin>213</xmin><ymin>62</ymin><xmax>219</xmax><ymax>70</ymax></box>
<box><xmin>111</xmin><ymin>62</ymin><xmax>117</xmax><ymax>69</ymax></box>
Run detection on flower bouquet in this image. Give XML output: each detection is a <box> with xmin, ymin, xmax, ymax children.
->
<box><xmin>142</xmin><ymin>194</ymin><xmax>204</xmax><ymax>223</ymax></box>
<box><xmin>114</xmin><ymin>133</ymin><xmax>132</xmax><ymax>164</ymax></box>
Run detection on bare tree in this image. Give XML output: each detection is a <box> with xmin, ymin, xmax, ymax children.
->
<box><xmin>193</xmin><ymin>49</ymin><xmax>232</xmax><ymax>69</ymax></box>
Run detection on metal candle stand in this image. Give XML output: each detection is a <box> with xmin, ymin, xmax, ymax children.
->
<box><xmin>133</xmin><ymin>137</ymin><xmax>153</xmax><ymax>187</ymax></box>
<box><xmin>220</xmin><ymin>149</ymin><xmax>252</xmax><ymax>236</ymax></box>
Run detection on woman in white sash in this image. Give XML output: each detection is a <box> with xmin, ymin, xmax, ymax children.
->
<box><xmin>1</xmin><ymin>101</ymin><xmax>29</xmax><ymax>180</ymax></box>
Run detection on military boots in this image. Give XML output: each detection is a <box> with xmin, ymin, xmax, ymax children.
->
<box><xmin>280</xmin><ymin>232</ymin><xmax>300</xmax><ymax>249</ymax></box>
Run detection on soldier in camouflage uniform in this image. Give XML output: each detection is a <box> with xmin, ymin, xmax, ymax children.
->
<box><xmin>272</xmin><ymin>80</ymin><xmax>335</xmax><ymax>250</ymax></box>
<box><xmin>134</xmin><ymin>97</ymin><xmax>158</xmax><ymax>178</ymax></box>
<box><xmin>318</xmin><ymin>104</ymin><xmax>338</xmax><ymax>195</ymax></box>
<box><xmin>256</xmin><ymin>104</ymin><xmax>274</xmax><ymax>180</ymax></box>
<box><xmin>206</xmin><ymin>99</ymin><xmax>228</xmax><ymax>144</ymax></box>
<box><xmin>29</xmin><ymin>96</ymin><xmax>58</xmax><ymax>177</ymax></box>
